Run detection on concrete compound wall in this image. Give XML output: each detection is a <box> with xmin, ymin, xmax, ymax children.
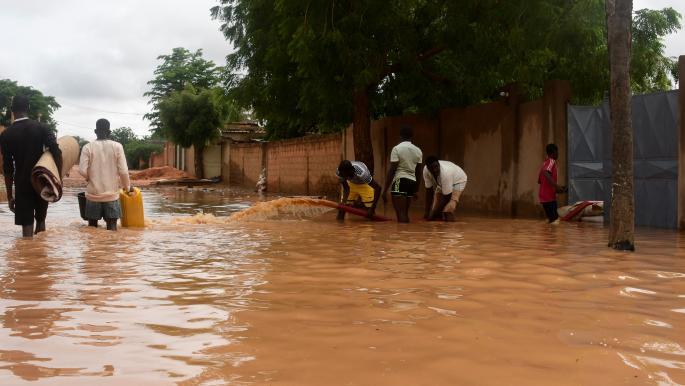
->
<box><xmin>266</xmin><ymin>134</ymin><xmax>342</xmax><ymax>197</ymax></box>
<box><xmin>679</xmin><ymin>55</ymin><xmax>685</xmax><ymax>230</ymax></box>
<box><xmin>160</xmin><ymin>80</ymin><xmax>573</xmax><ymax>219</ymax></box>
<box><xmin>149</xmin><ymin>152</ymin><xmax>166</xmax><ymax>168</ymax></box>
<box><xmin>229</xmin><ymin>142</ymin><xmax>265</xmax><ymax>187</ymax></box>
<box><xmin>227</xmin><ymin>134</ymin><xmax>342</xmax><ymax>197</ymax></box>
<box><xmin>341</xmin><ymin>81</ymin><xmax>570</xmax><ymax>217</ymax></box>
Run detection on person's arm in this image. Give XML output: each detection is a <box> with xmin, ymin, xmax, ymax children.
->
<box><xmin>413</xmin><ymin>162</ymin><xmax>423</xmax><ymax>198</ymax></box>
<box><xmin>423</xmin><ymin>165</ymin><xmax>433</xmax><ymax>219</ymax></box>
<box><xmin>116</xmin><ymin>143</ymin><xmax>131</xmax><ymax>191</ymax></box>
<box><xmin>543</xmin><ymin>171</ymin><xmax>566</xmax><ymax>193</ymax></box>
<box><xmin>337</xmin><ymin>179</ymin><xmax>350</xmax><ymax>220</ymax></box>
<box><xmin>429</xmin><ymin>193</ymin><xmax>452</xmax><ymax>220</ymax></box>
<box><xmin>78</xmin><ymin>145</ymin><xmax>90</xmax><ymax>180</ymax></box>
<box><xmin>44</xmin><ymin>127</ymin><xmax>62</xmax><ymax>177</ymax></box>
<box><xmin>1</xmin><ymin>136</ymin><xmax>15</xmax><ymax>212</ymax></box>
<box><xmin>383</xmin><ymin>162</ymin><xmax>399</xmax><ymax>203</ymax></box>
<box><xmin>368</xmin><ymin>179</ymin><xmax>382</xmax><ymax>219</ymax></box>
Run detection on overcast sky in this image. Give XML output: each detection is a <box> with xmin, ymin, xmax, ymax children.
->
<box><xmin>1</xmin><ymin>0</ymin><xmax>684</xmax><ymax>140</ymax></box>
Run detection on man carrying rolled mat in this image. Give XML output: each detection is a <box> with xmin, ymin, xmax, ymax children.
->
<box><xmin>79</xmin><ymin>118</ymin><xmax>132</xmax><ymax>231</ymax></box>
<box><xmin>0</xmin><ymin>95</ymin><xmax>62</xmax><ymax>238</ymax></box>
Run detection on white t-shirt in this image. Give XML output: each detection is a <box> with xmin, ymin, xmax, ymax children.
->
<box><xmin>423</xmin><ymin>160</ymin><xmax>467</xmax><ymax>194</ymax></box>
<box><xmin>390</xmin><ymin>141</ymin><xmax>422</xmax><ymax>182</ymax></box>
<box><xmin>79</xmin><ymin>139</ymin><xmax>130</xmax><ymax>202</ymax></box>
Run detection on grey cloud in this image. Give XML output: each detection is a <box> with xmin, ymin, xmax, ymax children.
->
<box><xmin>2</xmin><ymin>0</ymin><xmax>683</xmax><ymax>140</ymax></box>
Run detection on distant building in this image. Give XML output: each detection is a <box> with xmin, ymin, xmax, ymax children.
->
<box><xmin>148</xmin><ymin>122</ymin><xmax>266</xmax><ymax>179</ymax></box>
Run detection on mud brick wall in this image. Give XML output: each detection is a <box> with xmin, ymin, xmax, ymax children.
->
<box><xmin>149</xmin><ymin>152</ymin><xmax>165</xmax><ymax>168</ymax></box>
<box><xmin>267</xmin><ymin>134</ymin><xmax>341</xmax><ymax>198</ymax></box>
<box><xmin>229</xmin><ymin>142</ymin><xmax>265</xmax><ymax>187</ymax></box>
<box><xmin>343</xmin><ymin>80</ymin><xmax>571</xmax><ymax>218</ymax></box>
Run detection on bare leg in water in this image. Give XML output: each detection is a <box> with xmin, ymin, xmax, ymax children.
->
<box><xmin>392</xmin><ymin>196</ymin><xmax>410</xmax><ymax>223</ymax></box>
<box><xmin>105</xmin><ymin>219</ymin><xmax>117</xmax><ymax>231</ymax></box>
<box><xmin>22</xmin><ymin>225</ymin><xmax>33</xmax><ymax>238</ymax></box>
<box><xmin>89</xmin><ymin>220</ymin><xmax>98</xmax><ymax>228</ymax></box>
<box><xmin>34</xmin><ymin>221</ymin><xmax>46</xmax><ymax>234</ymax></box>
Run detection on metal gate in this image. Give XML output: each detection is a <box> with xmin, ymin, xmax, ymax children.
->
<box><xmin>567</xmin><ymin>90</ymin><xmax>678</xmax><ymax>229</ymax></box>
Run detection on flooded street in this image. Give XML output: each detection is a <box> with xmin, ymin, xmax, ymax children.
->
<box><xmin>0</xmin><ymin>188</ymin><xmax>684</xmax><ymax>385</ymax></box>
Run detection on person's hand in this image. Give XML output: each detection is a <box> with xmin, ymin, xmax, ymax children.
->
<box><xmin>8</xmin><ymin>198</ymin><xmax>15</xmax><ymax>213</ymax></box>
<box><xmin>128</xmin><ymin>186</ymin><xmax>135</xmax><ymax>194</ymax></box>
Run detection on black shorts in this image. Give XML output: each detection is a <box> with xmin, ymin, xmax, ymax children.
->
<box><xmin>14</xmin><ymin>190</ymin><xmax>49</xmax><ymax>226</ymax></box>
<box><xmin>542</xmin><ymin>201</ymin><xmax>559</xmax><ymax>222</ymax></box>
<box><xmin>391</xmin><ymin>178</ymin><xmax>418</xmax><ymax>197</ymax></box>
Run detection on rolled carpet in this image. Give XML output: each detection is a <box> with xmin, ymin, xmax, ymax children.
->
<box><xmin>31</xmin><ymin>136</ymin><xmax>79</xmax><ymax>202</ymax></box>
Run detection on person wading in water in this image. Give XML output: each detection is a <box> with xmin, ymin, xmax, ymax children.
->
<box><xmin>0</xmin><ymin>95</ymin><xmax>62</xmax><ymax>238</ymax></box>
<box><xmin>382</xmin><ymin>126</ymin><xmax>423</xmax><ymax>223</ymax></box>
<box><xmin>78</xmin><ymin>118</ymin><xmax>132</xmax><ymax>231</ymax></box>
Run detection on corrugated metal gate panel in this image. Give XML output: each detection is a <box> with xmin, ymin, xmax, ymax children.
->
<box><xmin>568</xmin><ymin>90</ymin><xmax>678</xmax><ymax>229</ymax></box>
<box><xmin>568</xmin><ymin>105</ymin><xmax>609</xmax><ymax>204</ymax></box>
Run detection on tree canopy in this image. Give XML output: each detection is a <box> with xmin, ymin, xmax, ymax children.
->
<box><xmin>0</xmin><ymin>79</ymin><xmax>60</xmax><ymax>131</ymax></box>
<box><xmin>212</xmin><ymin>0</ymin><xmax>681</xmax><ymax>140</ymax></box>
<box><xmin>110</xmin><ymin>127</ymin><xmax>163</xmax><ymax>169</ymax></box>
<box><xmin>111</xmin><ymin>126</ymin><xmax>138</xmax><ymax>147</ymax></box>
<box><xmin>157</xmin><ymin>86</ymin><xmax>234</xmax><ymax>177</ymax></box>
<box><xmin>144</xmin><ymin>48</ymin><xmax>222</xmax><ymax>135</ymax></box>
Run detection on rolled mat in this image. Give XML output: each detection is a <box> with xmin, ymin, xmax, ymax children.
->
<box><xmin>31</xmin><ymin>136</ymin><xmax>79</xmax><ymax>202</ymax></box>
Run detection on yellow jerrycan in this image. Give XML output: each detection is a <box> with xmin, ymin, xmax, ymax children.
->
<box><xmin>119</xmin><ymin>187</ymin><xmax>145</xmax><ymax>227</ymax></box>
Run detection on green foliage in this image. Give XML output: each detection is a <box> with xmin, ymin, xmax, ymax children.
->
<box><xmin>212</xmin><ymin>0</ymin><xmax>681</xmax><ymax>138</ymax></box>
<box><xmin>106</xmin><ymin>127</ymin><xmax>163</xmax><ymax>168</ymax></box>
<box><xmin>0</xmin><ymin>79</ymin><xmax>60</xmax><ymax>131</ymax></box>
<box><xmin>111</xmin><ymin>127</ymin><xmax>138</xmax><ymax>147</ymax></box>
<box><xmin>124</xmin><ymin>138</ymin><xmax>163</xmax><ymax>169</ymax></box>
<box><xmin>157</xmin><ymin>86</ymin><xmax>230</xmax><ymax>149</ymax></box>
<box><xmin>631</xmin><ymin>7</ymin><xmax>682</xmax><ymax>94</ymax></box>
<box><xmin>72</xmin><ymin>135</ymin><xmax>89</xmax><ymax>150</ymax></box>
<box><xmin>144</xmin><ymin>48</ymin><xmax>221</xmax><ymax>135</ymax></box>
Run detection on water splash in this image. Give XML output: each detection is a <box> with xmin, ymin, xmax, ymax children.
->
<box><xmin>170</xmin><ymin>197</ymin><xmax>338</xmax><ymax>225</ymax></box>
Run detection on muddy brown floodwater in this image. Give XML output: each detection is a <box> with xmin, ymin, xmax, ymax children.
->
<box><xmin>0</xmin><ymin>187</ymin><xmax>684</xmax><ymax>385</ymax></box>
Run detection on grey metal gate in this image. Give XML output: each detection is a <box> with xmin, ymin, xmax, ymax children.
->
<box><xmin>567</xmin><ymin>90</ymin><xmax>678</xmax><ymax>229</ymax></box>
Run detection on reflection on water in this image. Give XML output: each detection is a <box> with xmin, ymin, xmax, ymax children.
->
<box><xmin>0</xmin><ymin>188</ymin><xmax>684</xmax><ymax>385</ymax></box>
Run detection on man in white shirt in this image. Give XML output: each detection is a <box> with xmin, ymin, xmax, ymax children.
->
<box><xmin>79</xmin><ymin>119</ymin><xmax>131</xmax><ymax>231</ymax></box>
<box><xmin>423</xmin><ymin>156</ymin><xmax>467</xmax><ymax>222</ymax></box>
<box><xmin>382</xmin><ymin>126</ymin><xmax>422</xmax><ymax>222</ymax></box>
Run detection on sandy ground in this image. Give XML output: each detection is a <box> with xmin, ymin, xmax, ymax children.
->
<box><xmin>63</xmin><ymin>165</ymin><xmax>191</xmax><ymax>188</ymax></box>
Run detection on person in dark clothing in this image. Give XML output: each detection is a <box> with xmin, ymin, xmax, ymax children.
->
<box><xmin>0</xmin><ymin>95</ymin><xmax>62</xmax><ymax>238</ymax></box>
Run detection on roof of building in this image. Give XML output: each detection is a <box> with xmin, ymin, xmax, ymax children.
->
<box><xmin>221</xmin><ymin>122</ymin><xmax>265</xmax><ymax>136</ymax></box>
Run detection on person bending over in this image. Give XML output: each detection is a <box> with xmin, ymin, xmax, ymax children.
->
<box><xmin>336</xmin><ymin>160</ymin><xmax>381</xmax><ymax>220</ymax></box>
<box><xmin>79</xmin><ymin>118</ymin><xmax>131</xmax><ymax>231</ymax></box>
<box><xmin>423</xmin><ymin>156</ymin><xmax>467</xmax><ymax>222</ymax></box>
<box><xmin>0</xmin><ymin>95</ymin><xmax>62</xmax><ymax>238</ymax></box>
<box><xmin>382</xmin><ymin>126</ymin><xmax>422</xmax><ymax>223</ymax></box>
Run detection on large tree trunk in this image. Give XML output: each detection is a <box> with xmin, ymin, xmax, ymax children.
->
<box><xmin>352</xmin><ymin>86</ymin><xmax>374</xmax><ymax>174</ymax></box>
<box><xmin>194</xmin><ymin>144</ymin><xmax>204</xmax><ymax>179</ymax></box>
<box><xmin>606</xmin><ymin>0</ymin><xmax>635</xmax><ymax>251</ymax></box>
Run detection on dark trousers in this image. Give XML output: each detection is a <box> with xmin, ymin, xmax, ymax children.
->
<box><xmin>15</xmin><ymin>190</ymin><xmax>48</xmax><ymax>226</ymax></box>
<box><xmin>542</xmin><ymin>201</ymin><xmax>559</xmax><ymax>223</ymax></box>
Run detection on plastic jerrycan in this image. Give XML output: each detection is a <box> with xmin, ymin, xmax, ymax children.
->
<box><xmin>119</xmin><ymin>187</ymin><xmax>145</xmax><ymax>227</ymax></box>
